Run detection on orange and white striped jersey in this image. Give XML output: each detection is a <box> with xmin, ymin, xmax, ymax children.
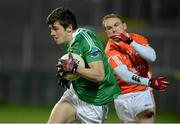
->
<box><xmin>105</xmin><ymin>33</ymin><xmax>152</xmax><ymax>94</ymax></box>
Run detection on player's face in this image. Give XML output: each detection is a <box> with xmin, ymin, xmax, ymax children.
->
<box><xmin>104</xmin><ymin>17</ymin><xmax>127</xmax><ymax>38</ymax></box>
<box><xmin>48</xmin><ymin>21</ymin><xmax>70</xmax><ymax>45</ymax></box>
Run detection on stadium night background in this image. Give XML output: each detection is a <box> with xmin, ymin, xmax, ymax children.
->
<box><xmin>0</xmin><ymin>0</ymin><xmax>180</xmax><ymax>123</ymax></box>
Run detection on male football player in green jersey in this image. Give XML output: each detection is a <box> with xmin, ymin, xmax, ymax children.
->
<box><xmin>46</xmin><ymin>7</ymin><xmax>120</xmax><ymax>123</ymax></box>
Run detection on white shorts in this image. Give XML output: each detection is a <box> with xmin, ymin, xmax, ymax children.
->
<box><xmin>114</xmin><ymin>89</ymin><xmax>155</xmax><ymax>123</ymax></box>
<box><xmin>60</xmin><ymin>85</ymin><xmax>108</xmax><ymax>123</ymax></box>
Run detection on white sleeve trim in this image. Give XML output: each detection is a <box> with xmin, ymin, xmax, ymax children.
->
<box><xmin>114</xmin><ymin>64</ymin><xmax>150</xmax><ymax>86</ymax></box>
<box><xmin>130</xmin><ymin>41</ymin><xmax>156</xmax><ymax>62</ymax></box>
<box><xmin>108</xmin><ymin>54</ymin><xmax>122</xmax><ymax>66</ymax></box>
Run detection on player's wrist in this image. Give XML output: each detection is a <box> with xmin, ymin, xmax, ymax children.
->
<box><xmin>126</xmin><ymin>38</ymin><xmax>133</xmax><ymax>44</ymax></box>
<box><xmin>76</xmin><ymin>65</ymin><xmax>83</xmax><ymax>74</ymax></box>
<box><xmin>72</xmin><ymin>62</ymin><xmax>78</xmax><ymax>73</ymax></box>
<box><xmin>148</xmin><ymin>79</ymin><xmax>152</xmax><ymax>87</ymax></box>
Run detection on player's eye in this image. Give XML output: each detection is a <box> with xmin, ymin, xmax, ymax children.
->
<box><xmin>53</xmin><ymin>27</ymin><xmax>59</xmax><ymax>31</ymax></box>
<box><xmin>114</xmin><ymin>22</ymin><xmax>120</xmax><ymax>27</ymax></box>
<box><xmin>106</xmin><ymin>26</ymin><xmax>112</xmax><ymax>31</ymax></box>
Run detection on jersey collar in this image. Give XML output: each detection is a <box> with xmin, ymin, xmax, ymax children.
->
<box><xmin>69</xmin><ymin>28</ymin><xmax>83</xmax><ymax>46</ymax></box>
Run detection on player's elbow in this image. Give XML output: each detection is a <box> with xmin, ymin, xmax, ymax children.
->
<box><xmin>150</xmin><ymin>57</ymin><xmax>156</xmax><ymax>62</ymax></box>
<box><xmin>151</xmin><ymin>54</ymin><xmax>156</xmax><ymax>62</ymax></box>
<box><xmin>147</xmin><ymin>53</ymin><xmax>156</xmax><ymax>62</ymax></box>
<box><xmin>147</xmin><ymin>48</ymin><xmax>157</xmax><ymax>62</ymax></box>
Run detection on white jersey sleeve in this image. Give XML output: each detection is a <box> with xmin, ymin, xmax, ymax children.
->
<box><xmin>130</xmin><ymin>41</ymin><xmax>156</xmax><ymax>62</ymax></box>
<box><xmin>114</xmin><ymin>64</ymin><xmax>150</xmax><ymax>86</ymax></box>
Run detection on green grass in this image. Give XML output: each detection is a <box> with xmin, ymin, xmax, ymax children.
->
<box><xmin>0</xmin><ymin>103</ymin><xmax>180</xmax><ymax>123</ymax></box>
<box><xmin>0</xmin><ymin>104</ymin><xmax>52</xmax><ymax>123</ymax></box>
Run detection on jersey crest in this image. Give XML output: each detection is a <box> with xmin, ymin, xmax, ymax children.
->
<box><xmin>90</xmin><ymin>47</ymin><xmax>100</xmax><ymax>57</ymax></box>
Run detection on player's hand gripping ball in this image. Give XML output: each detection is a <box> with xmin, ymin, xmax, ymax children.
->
<box><xmin>56</xmin><ymin>53</ymin><xmax>85</xmax><ymax>80</ymax></box>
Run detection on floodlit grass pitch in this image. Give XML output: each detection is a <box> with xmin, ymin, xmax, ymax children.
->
<box><xmin>0</xmin><ymin>104</ymin><xmax>179</xmax><ymax>123</ymax></box>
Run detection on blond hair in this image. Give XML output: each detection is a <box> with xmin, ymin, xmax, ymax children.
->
<box><xmin>102</xmin><ymin>13</ymin><xmax>124</xmax><ymax>28</ymax></box>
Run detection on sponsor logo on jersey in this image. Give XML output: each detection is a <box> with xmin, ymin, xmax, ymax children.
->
<box><xmin>132</xmin><ymin>75</ymin><xmax>141</xmax><ymax>82</ymax></box>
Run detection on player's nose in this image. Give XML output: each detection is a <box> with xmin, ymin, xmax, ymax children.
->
<box><xmin>112</xmin><ymin>27</ymin><xmax>117</xmax><ymax>34</ymax></box>
<box><xmin>50</xmin><ymin>29</ymin><xmax>56</xmax><ymax>36</ymax></box>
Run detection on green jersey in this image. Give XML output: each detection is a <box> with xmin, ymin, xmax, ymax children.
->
<box><xmin>64</xmin><ymin>28</ymin><xmax>120</xmax><ymax>106</ymax></box>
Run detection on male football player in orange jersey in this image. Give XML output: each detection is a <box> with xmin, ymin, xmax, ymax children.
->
<box><xmin>102</xmin><ymin>13</ymin><xmax>170</xmax><ymax>123</ymax></box>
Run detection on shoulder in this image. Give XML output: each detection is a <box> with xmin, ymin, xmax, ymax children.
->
<box><xmin>78</xmin><ymin>28</ymin><xmax>103</xmax><ymax>49</ymax></box>
<box><xmin>129</xmin><ymin>33</ymin><xmax>149</xmax><ymax>45</ymax></box>
<box><xmin>75</xmin><ymin>28</ymin><xmax>97</xmax><ymax>43</ymax></box>
<box><xmin>76</xmin><ymin>28</ymin><xmax>95</xmax><ymax>37</ymax></box>
<box><xmin>105</xmin><ymin>39</ymin><xmax>120</xmax><ymax>51</ymax></box>
<box><xmin>73</xmin><ymin>28</ymin><xmax>93</xmax><ymax>46</ymax></box>
<box><xmin>105</xmin><ymin>39</ymin><xmax>113</xmax><ymax>53</ymax></box>
<box><xmin>105</xmin><ymin>40</ymin><xmax>121</xmax><ymax>57</ymax></box>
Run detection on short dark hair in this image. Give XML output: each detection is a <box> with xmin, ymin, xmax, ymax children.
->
<box><xmin>46</xmin><ymin>7</ymin><xmax>78</xmax><ymax>30</ymax></box>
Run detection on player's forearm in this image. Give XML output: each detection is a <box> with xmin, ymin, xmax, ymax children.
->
<box><xmin>114</xmin><ymin>64</ymin><xmax>150</xmax><ymax>86</ymax></box>
<box><xmin>131</xmin><ymin>41</ymin><xmax>156</xmax><ymax>62</ymax></box>
<box><xmin>76</xmin><ymin>64</ymin><xmax>105</xmax><ymax>83</ymax></box>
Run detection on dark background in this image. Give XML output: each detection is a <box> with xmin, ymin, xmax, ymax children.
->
<box><xmin>0</xmin><ymin>0</ymin><xmax>180</xmax><ymax>113</ymax></box>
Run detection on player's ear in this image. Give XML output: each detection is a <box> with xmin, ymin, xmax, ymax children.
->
<box><xmin>66</xmin><ymin>25</ymin><xmax>73</xmax><ymax>33</ymax></box>
<box><xmin>123</xmin><ymin>22</ymin><xmax>127</xmax><ymax>30</ymax></box>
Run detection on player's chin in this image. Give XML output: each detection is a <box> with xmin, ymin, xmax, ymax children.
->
<box><xmin>109</xmin><ymin>33</ymin><xmax>117</xmax><ymax>37</ymax></box>
<box><xmin>56</xmin><ymin>42</ymin><xmax>62</xmax><ymax>45</ymax></box>
<box><xmin>55</xmin><ymin>40</ymin><xmax>63</xmax><ymax>45</ymax></box>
